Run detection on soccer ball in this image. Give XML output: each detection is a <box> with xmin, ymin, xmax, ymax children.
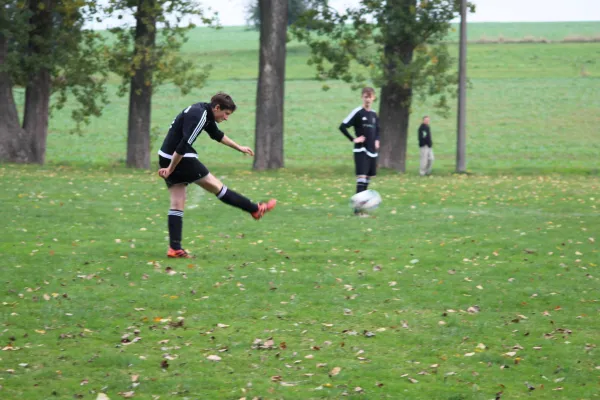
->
<box><xmin>350</xmin><ymin>189</ymin><xmax>382</xmax><ymax>212</ymax></box>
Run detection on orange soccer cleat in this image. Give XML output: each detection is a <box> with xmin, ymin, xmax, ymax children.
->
<box><xmin>251</xmin><ymin>199</ymin><xmax>277</xmax><ymax>220</ymax></box>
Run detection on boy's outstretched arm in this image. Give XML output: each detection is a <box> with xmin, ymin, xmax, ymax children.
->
<box><xmin>220</xmin><ymin>134</ymin><xmax>254</xmax><ymax>156</ymax></box>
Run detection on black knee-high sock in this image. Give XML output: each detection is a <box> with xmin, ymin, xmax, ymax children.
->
<box><xmin>356</xmin><ymin>177</ymin><xmax>368</xmax><ymax>193</ymax></box>
<box><xmin>216</xmin><ymin>185</ymin><xmax>259</xmax><ymax>213</ymax></box>
<box><xmin>168</xmin><ymin>209</ymin><xmax>183</xmax><ymax>250</ymax></box>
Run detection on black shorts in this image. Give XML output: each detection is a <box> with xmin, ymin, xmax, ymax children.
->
<box><xmin>159</xmin><ymin>156</ymin><xmax>210</xmax><ymax>188</ymax></box>
<box><xmin>354</xmin><ymin>152</ymin><xmax>377</xmax><ymax>177</ymax></box>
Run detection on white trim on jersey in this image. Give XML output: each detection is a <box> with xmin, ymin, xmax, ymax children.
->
<box><xmin>342</xmin><ymin>106</ymin><xmax>363</xmax><ymax>124</ymax></box>
<box><xmin>187</xmin><ymin>110</ymin><xmax>207</xmax><ymax>145</ymax></box>
<box><xmin>353</xmin><ymin>147</ymin><xmax>378</xmax><ymax>157</ymax></box>
<box><xmin>158</xmin><ymin>150</ymin><xmax>198</xmax><ymax>159</ymax></box>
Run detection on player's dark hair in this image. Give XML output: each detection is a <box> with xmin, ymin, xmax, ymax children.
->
<box><xmin>362</xmin><ymin>87</ymin><xmax>375</xmax><ymax>96</ymax></box>
<box><xmin>423</xmin><ymin>115</ymin><xmax>429</xmax><ymax>120</ymax></box>
<box><xmin>211</xmin><ymin>92</ymin><xmax>237</xmax><ymax>112</ymax></box>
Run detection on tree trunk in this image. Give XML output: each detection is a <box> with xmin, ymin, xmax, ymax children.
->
<box><xmin>0</xmin><ymin>33</ymin><xmax>30</xmax><ymax>163</ymax></box>
<box><xmin>126</xmin><ymin>0</ymin><xmax>156</xmax><ymax>169</ymax></box>
<box><xmin>23</xmin><ymin>0</ymin><xmax>53</xmax><ymax>164</ymax></box>
<box><xmin>378</xmin><ymin>83</ymin><xmax>411</xmax><ymax>172</ymax></box>
<box><xmin>1</xmin><ymin>0</ymin><xmax>53</xmax><ymax>164</ymax></box>
<box><xmin>22</xmin><ymin>68</ymin><xmax>51</xmax><ymax>164</ymax></box>
<box><xmin>378</xmin><ymin>38</ymin><xmax>414</xmax><ymax>172</ymax></box>
<box><xmin>253</xmin><ymin>0</ymin><xmax>287</xmax><ymax>170</ymax></box>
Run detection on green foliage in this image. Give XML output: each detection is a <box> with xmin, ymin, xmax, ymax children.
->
<box><xmin>245</xmin><ymin>0</ymin><xmax>315</xmax><ymax>29</ymax></box>
<box><xmin>0</xmin><ymin>0</ymin><xmax>109</xmax><ymax>131</ymax></box>
<box><xmin>104</xmin><ymin>0</ymin><xmax>217</xmax><ymax>97</ymax></box>
<box><xmin>292</xmin><ymin>0</ymin><xmax>475</xmax><ymax>113</ymax></box>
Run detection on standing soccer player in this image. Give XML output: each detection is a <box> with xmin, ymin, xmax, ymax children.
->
<box><xmin>339</xmin><ymin>87</ymin><xmax>380</xmax><ymax>215</ymax></box>
<box><xmin>157</xmin><ymin>92</ymin><xmax>276</xmax><ymax>258</ymax></box>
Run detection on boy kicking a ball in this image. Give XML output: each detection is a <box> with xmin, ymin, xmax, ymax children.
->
<box><xmin>338</xmin><ymin>87</ymin><xmax>380</xmax><ymax>215</ymax></box>
<box><xmin>157</xmin><ymin>92</ymin><xmax>276</xmax><ymax>258</ymax></box>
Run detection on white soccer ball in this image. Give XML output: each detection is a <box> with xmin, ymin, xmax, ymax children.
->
<box><xmin>350</xmin><ymin>189</ymin><xmax>382</xmax><ymax>212</ymax></box>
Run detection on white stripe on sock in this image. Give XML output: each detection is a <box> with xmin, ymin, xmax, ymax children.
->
<box><xmin>217</xmin><ymin>185</ymin><xmax>228</xmax><ymax>199</ymax></box>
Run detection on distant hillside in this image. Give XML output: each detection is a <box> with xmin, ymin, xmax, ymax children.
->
<box><xmin>179</xmin><ymin>21</ymin><xmax>600</xmax><ymax>53</ymax></box>
<box><xmin>447</xmin><ymin>21</ymin><xmax>600</xmax><ymax>42</ymax></box>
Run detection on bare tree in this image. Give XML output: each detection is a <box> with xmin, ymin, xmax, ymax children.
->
<box><xmin>253</xmin><ymin>0</ymin><xmax>288</xmax><ymax>170</ymax></box>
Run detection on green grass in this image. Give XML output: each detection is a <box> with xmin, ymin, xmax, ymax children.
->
<box><xmin>1</xmin><ymin>167</ymin><xmax>599</xmax><ymax>399</ymax></box>
<box><xmin>2</xmin><ymin>22</ymin><xmax>600</xmax><ymax>399</ymax></box>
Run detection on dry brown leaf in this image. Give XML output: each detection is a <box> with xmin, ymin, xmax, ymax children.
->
<box><xmin>207</xmin><ymin>355</ymin><xmax>222</xmax><ymax>361</ymax></box>
<box><xmin>330</xmin><ymin>367</ymin><xmax>341</xmax><ymax>376</ymax></box>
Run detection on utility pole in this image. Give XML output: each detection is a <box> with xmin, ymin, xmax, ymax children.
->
<box><xmin>456</xmin><ymin>0</ymin><xmax>467</xmax><ymax>173</ymax></box>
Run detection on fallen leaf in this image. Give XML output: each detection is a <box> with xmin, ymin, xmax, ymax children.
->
<box><xmin>96</xmin><ymin>395</ymin><xmax>110</xmax><ymax>400</ymax></box>
<box><xmin>118</xmin><ymin>392</ymin><xmax>135</xmax><ymax>398</ymax></box>
<box><xmin>408</xmin><ymin>377</ymin><xmax>419</xmax><ymax>383</ymax></box>
<box><xmin>329</xmin><ymin>367</ymin><xmax>341</xmax><ymax>376</ymax></box>
<box><xmin>207</xmin><ymin>355</ymin><xmax>221</xmax><ymax>361</ymax></box>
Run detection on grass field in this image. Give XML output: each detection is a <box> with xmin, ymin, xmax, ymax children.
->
<box><xmin>1</xmin><ymin>22</ymin><xmax>600</xmax><ymax>399</ymax></box>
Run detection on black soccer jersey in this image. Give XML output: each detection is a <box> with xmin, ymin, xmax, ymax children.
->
<box><xmin>339</xmin><ymin>107</ymin><xmax>380</xmax><ymax>157</ymax></box>
<box><xmin>158</xmin><ymin>102</ymin><xmax>225</xmax><ymax>159</ymax></box>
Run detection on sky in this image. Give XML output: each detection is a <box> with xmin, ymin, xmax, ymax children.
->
<box><xmin>90</xmin><ymin>0</ymin><xmax>600</xmax><ymax>30</ymax></box>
